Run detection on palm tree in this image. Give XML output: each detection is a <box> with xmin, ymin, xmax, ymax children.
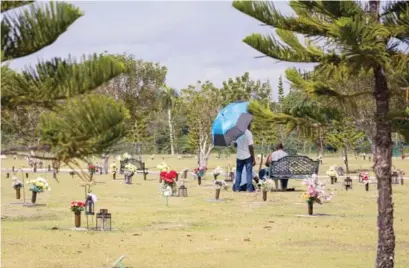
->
<box><xmin>160</xmin><ymin>85</ymin><xmax>179</xmax><ymax>155</ymax></box>
<box><xmin>1</xmin><ymin>1</ymin><xmax>128</xmax><ymax>180</ymax></box>
<box><xmin>233</xmin><ymin>1</ymin><xmax>409</xmax><ymax>267</ymax></box>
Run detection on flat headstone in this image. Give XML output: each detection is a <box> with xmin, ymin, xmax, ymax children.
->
<box><xmin>206</xmin><ymin>198</ymin><xmax>225</xmax><ymax>203</ymax></box>
<box><xmin>69</xmin><ymin>227</ymin><xmax>88</xmax><ymax>231</ymax></box>
<box><xmin>8</xmin><ymin>202</ymin><xmax>30</xmax><ymax>205</ymax></box>
<box><xmin>295</xmin><ymin>213</ymin><xmax>333</xmax><ymax>217</ymax></box>
<box><xmin>23</xmin><ymin>204</ymin><xmax>47</xmax><ymax>207</ymax></box>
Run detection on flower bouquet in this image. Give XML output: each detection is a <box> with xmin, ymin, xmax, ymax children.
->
<box><xmin>361</xmin><ymin>172</ymin><xmax>370</xmax><ymax>191</ymax></box>
<box><xmin>326</xmin><ymin>166</ymin><xmax>338</xmax><ymax>184</ymax></box>
<box><xmin>259</xmin><ymin>179</ymin><xmax>275</xmax><ymax>201</ymax></box>
<box><xmin>193</xmin><ymin>166</ymin><xmax>207</xmax><ymax>185</ymax></box>
<box><xmin>302</xmin><ymin>174</ymin><xmax>334</xmax><ymax>215</ymax></box>
<box><xmin>27</xmin><ymin>177</ymin><xmax>50</xmax><ymax>204</ymax></box>
<box><xmin>157</xmin><ymin>162</ymin><xmax>170</xmax><ymax>182</ymax></box>
<box><xmin>213</xmin><ymin>167</ymin><xmax>223</xmax><ymax>180</ymax></box>
<box><xmin>88</xmin><ymin>164</ymin><xmax>96</xmax><ymax>178</ymax></box>
<box><xmin>122</xmin><ymin>152</ymin><xmax>131</xmax><ymax>160</ymax></box>
<box><xmin>124</xmin><ymin>163</ymin><xmax>136</xmax><ymax>184</ymax></box>
<box><xmin>160</xmin><ymin>170</ymin><xmax>178</xmax><ymax>197</ymax></box>
<box><xmin>214</xmin><ymin>179</ymin><xmax>228</xmax><ymax>200</ymax></box>
<box><xmin>70</xmin><ymin>201</ymin><xmax>85</xmax><ymax>228</ymax></box>
<box><xmin>12</xmin><ymin>177</ymin><xmax>24</xmax><ymax>199</ymax></box>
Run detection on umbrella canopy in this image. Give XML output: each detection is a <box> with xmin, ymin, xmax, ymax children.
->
<box><xmin>212</xmin><ymin>101</ymin><xmax>253</xmax><ymax>147</ymax></box>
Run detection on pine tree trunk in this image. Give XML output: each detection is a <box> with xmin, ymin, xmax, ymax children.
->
<box><xmin>168</xmin><ymin>107</ymin><xmax>175</xmax><ymax>155</ymax></box>
<box><xmin>374</xmin><ymin>66</ymin><xmax>394</xmax><ymax>268</ymax></box>
<box><xmin>343</xmin><ymin>146</ymin><xmax>349</xmax><ymax>174</ymax></box>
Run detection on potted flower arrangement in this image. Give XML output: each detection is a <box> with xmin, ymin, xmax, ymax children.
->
<box><xmin>193</xmin><ymin>166</ymin><xmax>207</xmax><ymax>185</ymax></box>
<box><xmin>27</xmin><ymin>177</ymin><xmax>50</xmax><ymax>204</ymax></box>
<box><xmin>122</xmin><ymin>152</ymin><xmax>131</xmax><ymax>160</ymax></box>
<box><xmin>361</xmin><ymin>172</ymin><xmax>370</xmax><ymax>191</ymax></box>
<box><xmin>157</xmin><ymin>162</ymin><xmax>170</xmax><ymax>183</ymax></box>
<box><xmin>160</xmin><ymin>170</ymin><xmax>178</xmax><ymax>196</ymax></box>
<box><xmin>214</xmin><ymin>180</ymin><xmax>228</xmax><ymax>200</ymax></box>
<box><xmin>111</xmin><ymin>162</ymin><xmax>117</xmax><ymax>180</ymax></box>
<box><xmin>302</xmin><ymin>175</ymin><xmax>334</xmax><ymax>215</ymax></box>
<box><xmin>124</xmin><ymin>163</ymin><xmax>136</xmax><ymax>184</ymax></box>
<box><xmin>12</xmin><ymin>177</ymin><xmax>24</xmax><ymax>199</ymax></box>
<box><xmin>259</xmin><ymin>179</ymin><xmax>275</xmax><ymax>201</ymax></box>
<box><xmin>213</xmin><ymin>167</ymin><xmax>223</xmax><ymax>180</ymax></box>
<box><xmin>88</xmin><ymin>164</ymin><xmax>96</xmax><ymax>179</ymax></box>
<box><xmin>70</xmin><ymin>201</ymin><xmax>85</xmax><ymax>228</ymax></box>
<box><xmin>326</xmin><ymin>166</ymin><xmax>338</xmax><ymax>184</ymax></box>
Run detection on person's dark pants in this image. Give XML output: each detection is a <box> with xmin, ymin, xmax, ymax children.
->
<box><xmin>280</xmin><ymin>179</ymin><xmax>289</xmax><ymax>190</ymax></box>
<box><xmin>233</xmin><ymin>157</ymin><xmax>254</xmax><ymax>192</ymax></box>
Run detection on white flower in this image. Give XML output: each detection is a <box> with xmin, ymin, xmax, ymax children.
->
<box><xmin>88</xmin><ymin>193</ymin><xmax>97</xmax><ymax>203</ymax></box>
<box><xmin>213</xmin><ymin>167</ymin><xmax>223</xmax><ymax>176</ymax></box>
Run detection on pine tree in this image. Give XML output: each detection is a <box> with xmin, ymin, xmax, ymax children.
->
<box><xmin>278</xmin><ymin>75</ymin><xmax>284</xmax><ymax>103</ymax></box>
<box><xmin>1</xmin><ymin>1</ymin><xmax>128</xmax><ymax>176</ymax></box>
<box><xmin>233</xmin><ymin>1</ymin><xmax>409</xmax><ymax>265</ymax></box>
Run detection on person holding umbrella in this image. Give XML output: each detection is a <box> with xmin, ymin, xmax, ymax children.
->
<box><xmin>233</xmin><ymin>123</ymin><xmax>256</xmax><ymax>192</ymax></box>
<box><xmin>211</xmin><ymin>101</ymin><xmax>255</xmax><ymax>192</ymax></box>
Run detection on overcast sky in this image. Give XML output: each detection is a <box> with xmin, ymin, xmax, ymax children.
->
<box><xmin>9</xmin><ymin>0</ymin><xmax>317</xmax><ymax>100</ymax></box>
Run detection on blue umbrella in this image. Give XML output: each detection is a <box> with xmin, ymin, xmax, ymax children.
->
<box><xmin>212</xmin><ymin>101</ymin><xmax>253</xmax><ymax>147</ymax></box>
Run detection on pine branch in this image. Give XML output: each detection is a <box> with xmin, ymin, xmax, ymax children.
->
<box><xmin>382</xmin><ymin>1</ymin><xmax>409</xmax><ymax>44</ymax></box>
<box><xmin>1</xmin><ymin>1</ymin><xmax>83</xmax><ymax>61</ymax></box>
<box><xmin>1</xmin><ymin>1</ymin><xmax>34</xmax><ymax>12</ymax></box>
<box><xmin>2</xmin><ymin>54</ymin><xmax>125</xmax><ymax>110</ymax></box>
<box><xmin>38</xmin><ymin>95</ymin><xmax>129</xmax><ymax>163</ymax></box>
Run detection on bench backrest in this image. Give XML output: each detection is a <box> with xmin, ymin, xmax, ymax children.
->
<box><xmin>269</xmin><ymin>155</ymin><xmax>319</xmax><ymax>178</ymax></box>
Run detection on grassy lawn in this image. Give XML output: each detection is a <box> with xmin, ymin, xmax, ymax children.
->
<box><xmin>1</xmin><ymin>155</ymin><xmax>409</xmax><ymax>268</ymax></box>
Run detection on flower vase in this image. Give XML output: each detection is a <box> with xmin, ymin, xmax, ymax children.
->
<box><xmin>262</xmin><ymin>190</ymin><xmax>267</xmax><ymax>201</ymax></box>
<box><xmin>74</xmin><ymin>213</ymin><xmax>81</xmax><ymax>228</ymax></box>
<box><xmin>198</xmin><ymin>176</ymin><xmax>202</xmax><ymax>185</ymax></box>
<box><xmin>31</xmin><ymin>191</ymin><xmax>37</xmax><ymax>204</ymax></box>
<box><xmin>365</xmin><ymin>183</ymin><xmax>369</xmax><ymax>191</ymax></box>
<box><xmin>215</xmin><ymin>188</ymin><xmax>220</xmax><ymax>200</ymax></box>
<box><xmin>308</xmin><ymin>202</ymin><xmax>313</xmax><ymax>215</ymax></box>
<box><xmin>16</xmin><ymin>188</ymin><xmax>21</xmax><ymax>199</ymax></box>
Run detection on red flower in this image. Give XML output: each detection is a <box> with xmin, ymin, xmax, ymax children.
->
<box><xmin>168</xmin><ymin>170</ymin><xmax>178</xmax><ymax>179</ymax></box>
<box><xmin>160</xmin><ymin>171</ymin><xmax>168</xmax><ymax>180</ymax></box>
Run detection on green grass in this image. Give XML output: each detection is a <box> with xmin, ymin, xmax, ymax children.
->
<box><xmin>1</xmin><ymin>155</ymin><xmax>409</xmax><ymax>268</ymax></box>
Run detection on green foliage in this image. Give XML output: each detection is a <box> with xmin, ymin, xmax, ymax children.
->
<box><xmin>220</xmin><ymin>72</ymin><xmax>272</xmax><ymax>107</ymax></box>
<box><xmin>1</xmin><ymin>1</ymin><xmax>34</xmax><ymax>12</ymax></box>
<box><xmin>98</xmin><ymin>53</ymin><xmax>167</xmax><ymax>118</ymax></box>
<box><xmin>278</xmin><ymin>75</ymin><xmax>284</xmax><ymax>103</ymax></box>
<box><xmin>1</xmin><ymin>1</ymin><xmax>83</xmax><ymax>61</ymax></box>
<box><xmin>1</xmin><ymin>2</ymin><xmax>128</xmax><ymax>171</ymax></box>
<box><xmin>182</xmin><ymin>81</ymin><xmax>223</xmax><ymax>164</ymax></box>
<box><xmin>39</xmin><ymin>95</ymin><xmax>129</xmax><ymax>162</ymax></box>
<box><xmin>326</xmin><ymin>120</ymin><xmax>366</xmax><ymax>151</ymax></box>
<box><xmin>2</xmin><ymin>54</ymin><xmax>125</xmax><ymax>110</ymax></box>
<box><xmin>233</xmin><ymin>0</ymin><xmax>408</xmax><ymax>71</ymax></box>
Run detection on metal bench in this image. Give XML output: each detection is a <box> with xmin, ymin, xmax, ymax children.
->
<box><xmin>119</xmin><ymin>158</ymin><xmax>148</xmax><ymax>180</ymax></box>
<box><xmin>265</xmin><ymin>156</ymin><xmax>320</xmax><ymax>189</ymax></box>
